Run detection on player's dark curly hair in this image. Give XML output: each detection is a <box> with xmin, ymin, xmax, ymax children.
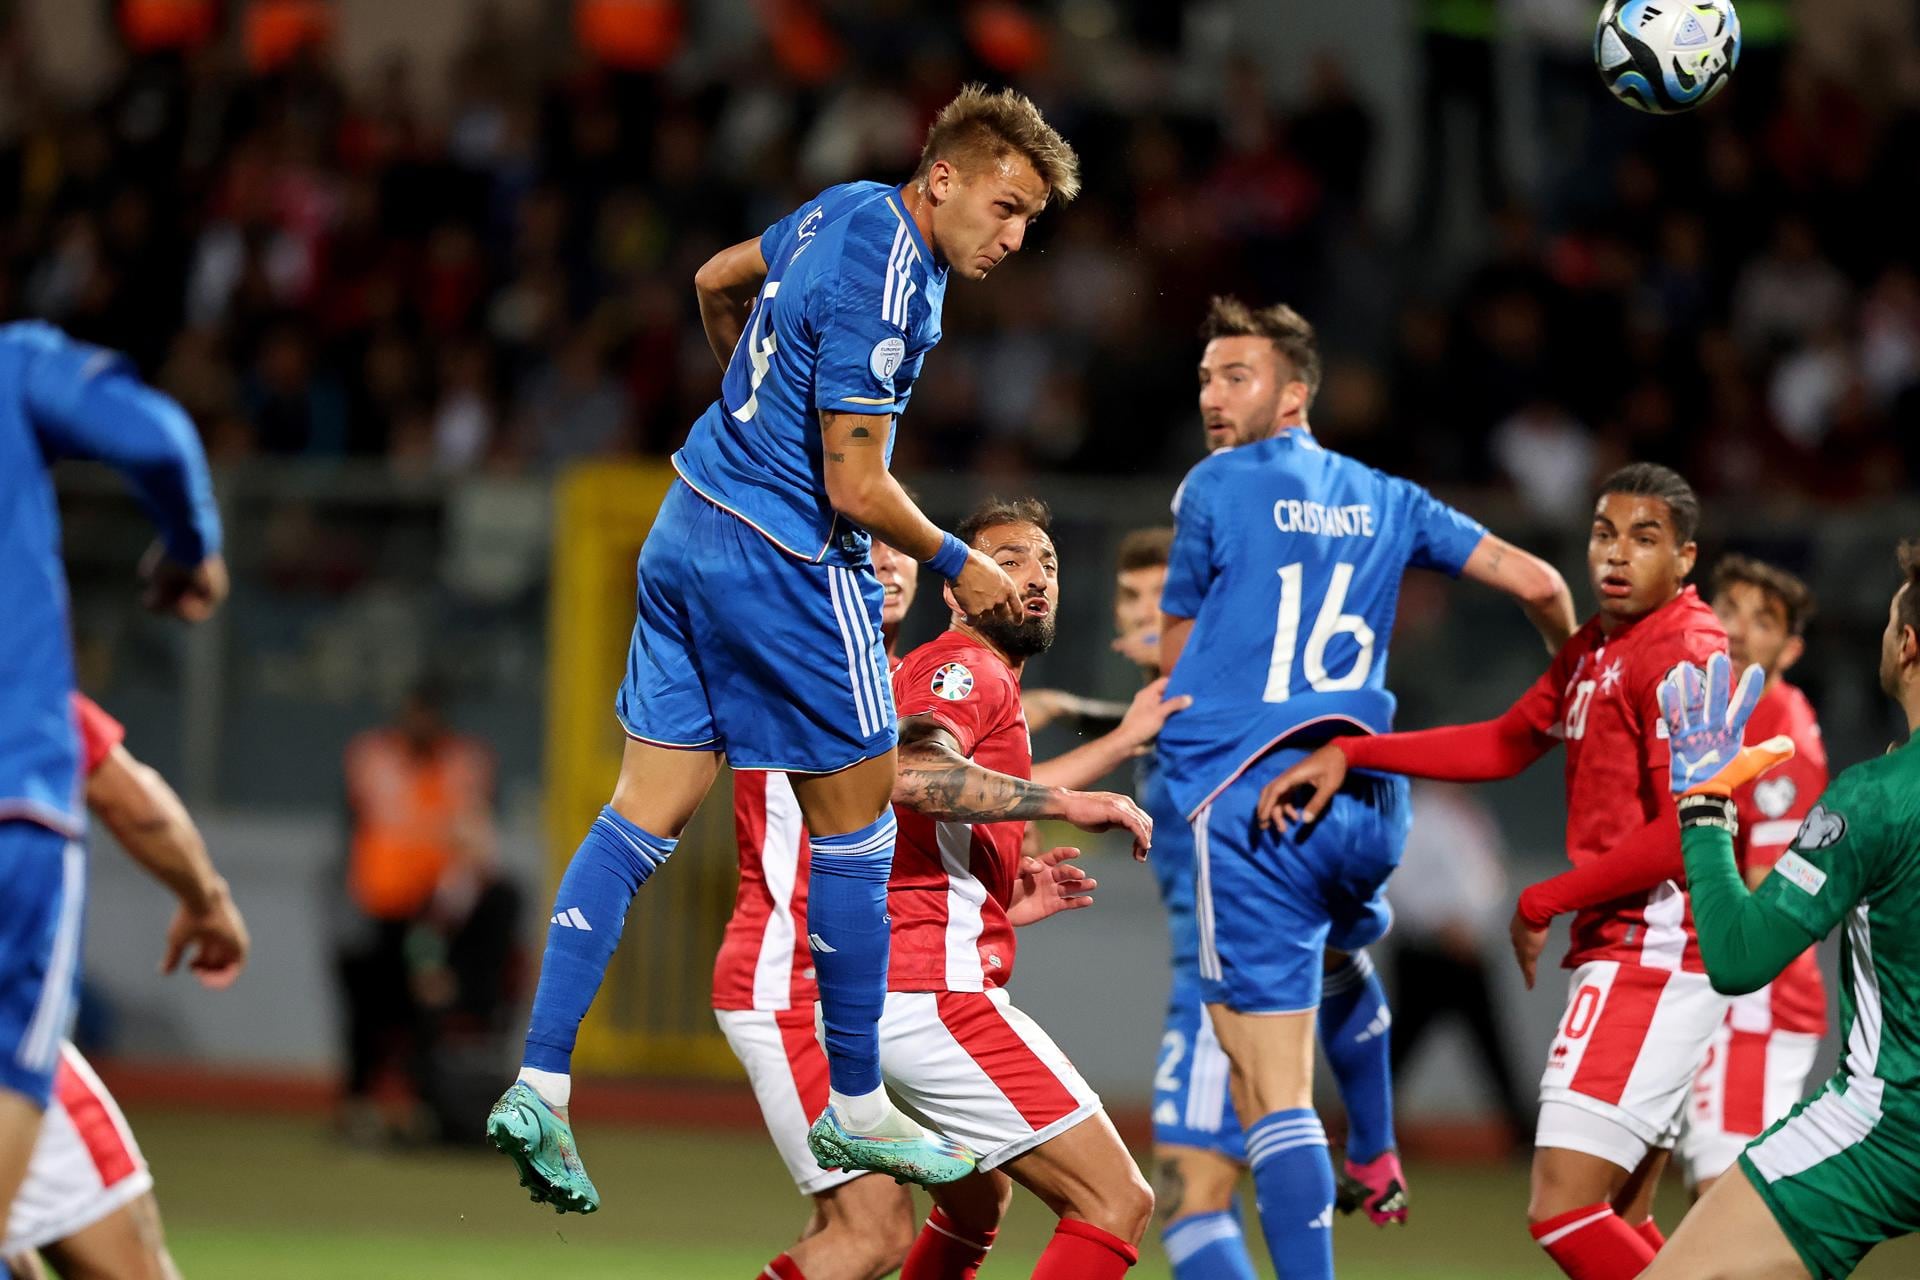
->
<box><xmin>1711</xmin><ymin>554</ymin><xmax>1816</xmax><ymax>636</ymax></box>
<box><xmin>957</xmin><ymin>496</ymin><xmax>1052</xmax><ymax>549</ymax></box>
<box><xmin>1201</xmin><ymin>295</ymin><xmax>1322</xmax><ymax>408</ymax></box>
<box><xmin>1117</xmin><ymin>527</ymin><xmax>1173</xmax><ymax>572</ymax></box>
<box><xmin>1598</xmin><ymin>463</ymin><xmax>1700</xmax><ymax>545</ymax></box>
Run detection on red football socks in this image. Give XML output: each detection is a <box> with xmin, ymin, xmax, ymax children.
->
<box><xmin>1635</xmin><ymin>1217</ymin><xmax>1666</xmax><ymax>1253</ymax></box>
<box><xmin>1032</xmin><ymin>1218</ymin><xmax>1138</xmax><ymax>1278</ymax></box>
<box><xmin>761</xmin><ymin>1254</ymin><xmax>806</xmax><ymax>1280</ymax></box>
<box><xmin>1530</xmin><ymin>1203</ymin><xmax>1657</xmax><ymax>1280</ymax></box>
<box><xmin>901</xmin><ymin>1206</ymin><xmax>996</xmax><ymax>1280</ymax></box>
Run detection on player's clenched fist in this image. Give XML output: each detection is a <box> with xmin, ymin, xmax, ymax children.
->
<box><xmin>141</xmin><ymin>544</ymin><xmax>229</xmax><ymax>622</ymax></box>
<box><xmin>1257</xmin><ymin>743</ymin><xmax>1350</xmax><ymax>830</ymax></box>
<box><xmin>950</xmin><ymin>546</ymin><xmax>1023</xmax><ymax>623</ymax></box>
<box><xmin>1058</xmin><ymin>789</ymin><xmax>1153</xmax><ymax>861</ymax></box>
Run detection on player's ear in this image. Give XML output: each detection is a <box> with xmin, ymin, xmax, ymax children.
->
<box><xmin>1676</xmin><ymin>540</ymin><xmax>1698</xmax><ymax>580</ymax></box>
<box><xmin>1778</xmin><ymin>633</ymin><xmax>1805</xmax><ymax>675</ymax></box>
<box><xmin>926</xmin><ymin>159</ymin><xmax>956</xmax><ymax>205</ymax></box>
<box><xmin>943</xmin><ymin>582</ymin><xmax>960</xmax><ymax>616</ymax></box>
<box><xmin>1279</xmin><ymin>379</ymin><xmax>1310</xmax><ymax>423</ymax></box>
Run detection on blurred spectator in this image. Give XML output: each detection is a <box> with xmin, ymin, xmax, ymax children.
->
<box><xmin>0</xmin><ymin>1</ymin><xmax>1907</xmax><ymax>502</ymax></box>
<box><xmin>1388</xmin><ymin>782</ymin><xmax>1533</xmax><ymax>1150</ymax></box>
<box><xmin>335</xmin><ymin>681</ymin><xmax>519</xmax><ymax>1144</ymax></box>
<box><xmin>1413</xmin><ymin>0</ymin><xmax>1506</xmax><ymax>246</ymax></box>
<box><xmin>1491</xmin><ymin>399</ymin><xmax>1597</xmax><ymax>519</ymax></box>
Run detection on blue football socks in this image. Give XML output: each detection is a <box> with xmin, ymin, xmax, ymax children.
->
<box><xmin>1163</xmin><ymin>1207</ymin><xmax>1260</xmax><ymax>1280</ymax></box>
<box><xmin>1246</xmin><ymin>1108</ymin><xmax>1336</xmax><ymax>1280</ymax></box>
<box><xmin>521</xmin><ymin>807</ymin><xmax>674</xmax><ymax>1080</ymax></box>
<box><xmin>1319</xmin><ymin>949</ymin><xmax>1396</xmax><ymax>1161</ymax></box>
<box><xmin>806</xmin><ymin>810</ymin><xmax>898</xmax><ymax>1098</ymax></box>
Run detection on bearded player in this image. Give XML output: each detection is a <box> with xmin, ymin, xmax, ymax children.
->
<box><xmin>1265</xmin><ymin>464</ymin><xmax>1731</xmax><ymax>1279</ymax></box>
<box><xmin>721</xmin><ymin>534</ymin><xmax>1176</xmax><ymax>1280</ymax></box>
<box><xmin>837</xmin><ymin>496</ymin><xmax>1158</xmax><ymax>1280</ymax></box>
<box><xmin>491</xmin><ymin>87</ymin><xmax>1082</xmax><ymax>1209</ymax></box>
<box><xmin>1646</xmin><ymin>543</ymin><xmax>1920</xmax><ymax>1279</ymax></box>
<box><xmin>5</xmin><ymin>694</ymin><xmax>248</xmax><ymax>1280</ymax></box>
<box><xmin>1676</xmin><ymin>556</ymin><xmax>1827</xmax><ymax>1199</ymax></box>
<box><xmin>1151</xmin><ymin>298</ymin><xmax>1573</xmax><ymax>1280</ymax></box>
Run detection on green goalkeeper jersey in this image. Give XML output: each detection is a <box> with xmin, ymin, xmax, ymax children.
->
<box><xmin>1753</xmin><ymin>737</ymin><xmax>1920</xmax><ymax>1101</ymax></box>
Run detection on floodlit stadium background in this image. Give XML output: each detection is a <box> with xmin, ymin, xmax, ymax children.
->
<box><xmin>27</xmin><ymin>0</ymin><xmax>1920</xmax><ymax>1274</ymax></box>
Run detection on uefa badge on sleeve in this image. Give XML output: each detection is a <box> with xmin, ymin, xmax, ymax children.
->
<box><xmin>931</xmin><ymin>663</ymin><xmax>974</xmax><ymax>701</ymax></box>
<box><xmin>870</xmin><ymin>336</ymin><xmax>906</xmax><ymax>382</ymax></box>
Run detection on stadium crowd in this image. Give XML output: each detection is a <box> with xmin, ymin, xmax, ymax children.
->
<box><xmin>0</xmin><ymin>1</ymin><xmax>1916</xmax><ymax>504</ymax></box>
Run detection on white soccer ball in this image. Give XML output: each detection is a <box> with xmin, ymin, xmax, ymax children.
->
<box><xmin>1594</xmin><ymin>0</ymin><xmax>1741</xmax><ymax>114</ymax></box>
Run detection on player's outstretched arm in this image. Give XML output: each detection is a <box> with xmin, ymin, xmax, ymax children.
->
<box><xmin>1030</xmin><ymin>677</ymin><xmax>1191</xmax><ymax>791</ymax></box>
<box><xmin>86</xmin><ymin>743</ymin><xmax>250</xmax><ymax>988</ymax></box>
<box><xmin>1459</xmin><ymin>534</ymin><xmax>1577</xmax><ymax>654</ymax></box>
<box><xmin>692</xmin><ymin>236</ymin><xmax>768</xmax><ymax>369</ymax></box>
<box><xmin>1259</xmin><ymin>704</ymin><xmax>1556</xmax><ymax>830</ymax></box>
<box><xmin>894</xmin><ymin>715</ymin><xmax>1153</xmax><ymax>859</ymax></box>
<box><xmin>821</xmin><ymin>412</ymin><xmax>1020</xmax><ymax>623</ymax></box>
<box><xmin>1662</xmin><ymin>655</ymin><xmax>1819</xmax><ymax>994</ymax></box>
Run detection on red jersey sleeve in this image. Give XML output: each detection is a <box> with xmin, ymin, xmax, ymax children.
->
<box><xmin>70</xmin><ymin>693</ymin><xmax>126</xmax><ymax>777</ymax></box>
<box><xmin>893</xmin><ymin>647</ymin><xmax>1017</xmax><ymax>757</ymax></box>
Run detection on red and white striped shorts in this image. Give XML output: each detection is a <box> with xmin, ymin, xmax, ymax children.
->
<box><xmin>1536</xmin><ymin>961</ymin><xmax>1729</xmax><ymax>1170</ymax></box>
<box><xmin>4</xmin><ymin>1042</ymin><xmax>151</xmax><ymax>1256</ymax></box>
<box><xmin>715</xmin><ymin>1006</ymin><xmax>864</xmax><ymax>1197</ymax></box>
<box><xmin>878</xmin><ymin>988</ymin><xmax>1101</xmax><ymax>1171</ymax></box>
<box><xmin>1678</xmin><ymin>1005</ymin><xmax>1820</xmax><ymax>1187</ymax></box>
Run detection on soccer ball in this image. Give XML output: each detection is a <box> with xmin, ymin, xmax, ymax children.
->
<box><xmin>1594</xmin><ymin>0</ymin><xmax>1741</xmax><ymax>114</ymax></box>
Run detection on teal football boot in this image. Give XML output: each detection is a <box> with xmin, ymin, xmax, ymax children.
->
<box><xmin>806</xmin><ymin>1105</ymin><xmax>978</xmax><ymax>1186</ymax></box>
<box><xmin>486</xmin><ymin>1082</ymin><xmax>601</xmax><ymax>1214</ymax></box>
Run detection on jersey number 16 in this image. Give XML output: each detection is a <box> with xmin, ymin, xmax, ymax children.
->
<box><xmin>1264</xmin><ymin>562</ymin><xmax>1376</xmax><ymax>703</ymax></box>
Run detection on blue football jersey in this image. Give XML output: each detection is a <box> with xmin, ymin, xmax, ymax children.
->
<box><xmin>673</xmin><ymin>181</ymin><xmax>948</xmax><ymax>567</ymax></box>
<box><xmin>0</xmin><ymin>322</ymin><xmax>221</xmax><ymax>834</ymax></box>
<box><xmin>1136</xmin><ymin>748</ymin><xmax>1202</xmax><ymax>985</ymax></box>
<box><xmin>1157</xmin><ymin>428</ymin><xmax>1485</xmax><ymax>817</ymax></box>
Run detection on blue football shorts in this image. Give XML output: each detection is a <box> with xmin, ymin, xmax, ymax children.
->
<box><xmin>1153</xmin><ymin>975</ymin><xmax>1246</xmax><ymax>1160</ymax></box>
<box><xmin>0</xmin><ymin>822</ymin><xmax>86</xmax><ymax>1107</ymax></box>
<box><xmin>616</xmin><ymin>480</ymin><xmax>896</xmax><ymax>774</ymax></box>
<box><xmin>1193</xmin><ymin>749</ymin><xmax>1409</xmax><ymax>1014</ymax></box>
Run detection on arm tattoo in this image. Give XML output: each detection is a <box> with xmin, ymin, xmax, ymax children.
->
<box><xmin>895</xmin><ymin>718</ymin><xmax>1060</xmax><ymax>823</ymax></box>
<box><xmin>1486</xmin><ymin>542</ymin><xmax>1507</xmax><ymax>573</ymax></box>
<box><xmin>849</xmin><ymin>425</ymin><xmax>872</xmax><ymax>439</ymax></box>
<box><xmin>826</xmin><ymin>452</ymin><xmax>846</xmax><ymax>462</ymax></box>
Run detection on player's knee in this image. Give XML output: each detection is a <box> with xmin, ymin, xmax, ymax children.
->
<box><xmin>1153</xmin><ymin>1150</ymin><xmax>1238</xmax><ymax>1222</ymax></box>
<box><xmin>1088</xmin><ymin>1164</ymin><xmax>1156</xmax><ymax>1245</ymax></box>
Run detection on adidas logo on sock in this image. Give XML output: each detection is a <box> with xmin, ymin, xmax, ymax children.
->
<box><xmin>550</xmin><ymin>907</ymin><xmax>592</xmax><ymax>930</ymax></box>
<box><xmin>1355</xmin><ymin>1008</ymin><xmax>1393</xmax><ymax>1043</ymax></box>
<box><xmin>807</xmin><ymin>932</ymin><xmax>838</xmax><ymax>954</ymax></box>
<box><xmin>1309</xmin><ymin>1205</ymin><xmax>1334</xmax><ymax>1230</ymax></box>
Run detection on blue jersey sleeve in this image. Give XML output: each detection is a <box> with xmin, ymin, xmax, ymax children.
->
<box><xmin>16</xmin><ymin>325</ymin><xmax>222</xmax><ymax>563</ymax></box>
<box><xmin>809</xmin><ymin>228</ymin><xmax>915</xmax><ymax>418</ymax></box>
<box><xmin>1400</xmin><ymin>480</ymin><xmax>1485</xmax><ymax>577</ymax></box>
<box><xmin>1160</xmin><ymin>465</ymin><xmax>1218</xmax><ymax>619</ymax></box>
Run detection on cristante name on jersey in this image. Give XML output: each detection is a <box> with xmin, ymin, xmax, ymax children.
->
<box><xmin>1272</xmin><ymin>499</ymin><xmax>1376</xmax><ymax>538</ymax></box>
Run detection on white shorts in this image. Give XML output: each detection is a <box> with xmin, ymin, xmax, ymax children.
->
<box><xmin>715</xmin><ymin>1006</ymin><xmax>863</xmax><ymax>1197</ymax></box>
<box><xmin>4</xmin><ymin>1043</ymin><xmax>152</xmax><ymax>1257</ymax></box>
<box><xmin>1678</xmin><ymin>1004</ymin><xmax>1821</xmax><ymax>1188</ymax></box>
<box><xmin>877</xmin><ymin>988</ymin><xmax>1102</xmax><ymax>1172</ymax></box>
<box><xmin>1536</xmin><ymin>961</ymin><xmax>1729</xmax><ymax>1171</ymax></box>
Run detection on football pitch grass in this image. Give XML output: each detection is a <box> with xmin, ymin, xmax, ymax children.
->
<box><xmin>136</xmin><ymin>1106</ymin><xmax>1920</xmax><ymax>1279</ymax></box>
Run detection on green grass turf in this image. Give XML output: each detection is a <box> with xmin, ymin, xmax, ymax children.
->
<box><xmin>127</xmin><ymin>1107</ymin><xmax>1920</xmax><ymax>1278</ymax></box>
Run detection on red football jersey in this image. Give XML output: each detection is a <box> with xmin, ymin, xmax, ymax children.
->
<box><xmin>1731</xmin><ymin>679</ymin><xmax>1828</xmax><ymax>1035</ymax></box>
<box><xmin>712</xmin><ymin>769</ymin><xmax>814</xmax><ymax>1012</ymax></box>
<box><xmin>1512</xmin><ymin>587</ymin><xmax>1727</xmax><ymax>972</ymax></box>
<box><xmin>71</xmin><ymin>693</ymin><xmax>125</xmax><ymax>778</ymax></box>
<box><xmin>886</xmin><ymin>630</ymin><xmax>1032</xmax><ymax>993</ymax></box>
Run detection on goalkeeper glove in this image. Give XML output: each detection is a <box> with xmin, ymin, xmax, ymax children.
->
<box><xmin>1658</xmin><ymin>651</ymin><xmax>1795</xmax><ymax>798</ymax></box>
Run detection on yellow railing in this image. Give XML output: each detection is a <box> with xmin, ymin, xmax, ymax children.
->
<box><xmin>544</xmin><ymin>462</ymin><xmax>744</xmax><ymax>1078</ymax></box>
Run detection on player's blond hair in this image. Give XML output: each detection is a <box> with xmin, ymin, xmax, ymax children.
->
<box><xmin>914</xmin><ymin>85</ymin><xmax>1081</xmax><ymax>203</ymax></box>
<box><xmin>1201</xmin><ymin>295</ymin><xmax>1322</xmax><ymax>408</ymax></box>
